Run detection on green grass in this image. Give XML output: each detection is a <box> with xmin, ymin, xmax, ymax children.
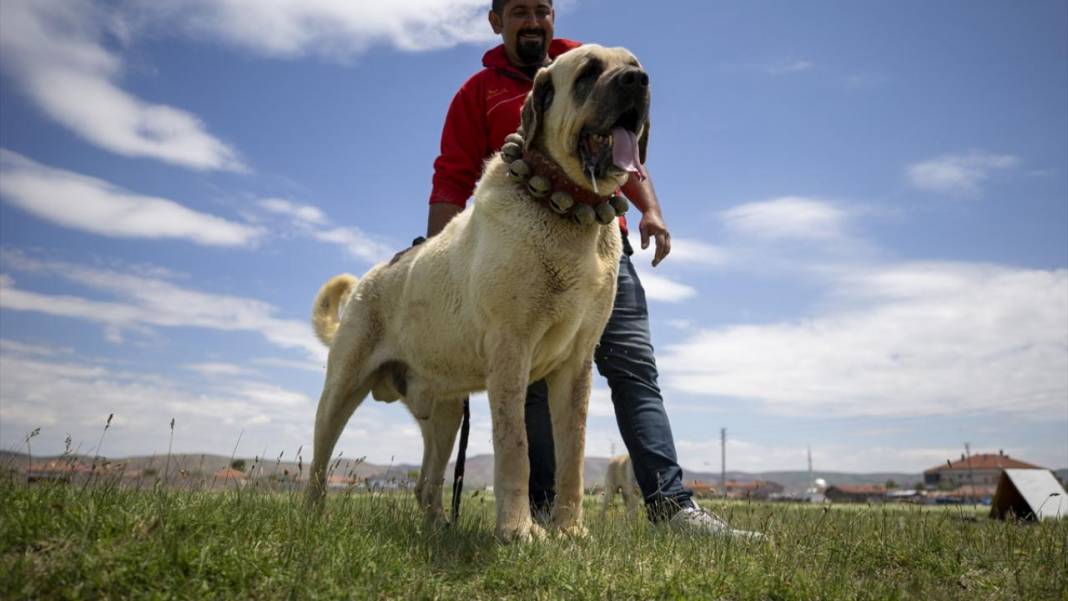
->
<box><xmin>1</xmin><ymin>477</ymin><xmax>1065</xmax><ymax>600</ymax></box>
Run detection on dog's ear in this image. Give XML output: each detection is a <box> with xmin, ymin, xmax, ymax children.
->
<box><xmin>520</xmin><ymin>69</ymin><xmax>554</xmax><ymax>152</ymax></box>
<box><xmin>638</xmin><ymin>118</ymin><xmax>650</xmax><ymax>165</ymax></box>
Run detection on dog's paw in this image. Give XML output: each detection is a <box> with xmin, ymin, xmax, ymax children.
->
<box><xmin>495</xmin><ymin>520</ymin><xmax>546</xmax><ymax>543</ymax></box>
<box><xmin>553</xmin><ymin>523</ymin><xmax>589</xmax><ymax>540</ymax></box>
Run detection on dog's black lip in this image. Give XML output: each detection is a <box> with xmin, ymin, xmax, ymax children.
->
<box><xmin>612</xmin><ymin>108</ymin><xmax>641</xmax><ymax>134</ymax></box>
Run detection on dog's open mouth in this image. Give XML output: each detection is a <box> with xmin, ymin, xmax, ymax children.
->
<box><xmin>578</xmin><ymin>108</ymin><xmax>646</xmax><ymax>184</ymax></box>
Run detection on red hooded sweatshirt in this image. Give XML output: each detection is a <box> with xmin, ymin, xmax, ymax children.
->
<box><xmin>430</xmin><ymin>39</ymin><xmax>632</xmax><ymax>230</ymax></box>
<box><xmin>429</xmin><ymin>39</ymin><xmax>582</xmax><ymax>209</ymax></box>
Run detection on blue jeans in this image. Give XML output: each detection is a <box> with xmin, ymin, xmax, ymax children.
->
<box><xmin>525</xmin><ymin>231</ymin><xmax>693</xmax><ymax>521</ymax></box>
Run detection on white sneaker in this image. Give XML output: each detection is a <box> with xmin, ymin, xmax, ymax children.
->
<box><xmin>668</xmin><ymin>505</ymin><xmax>765</xmax><ymax>541</ymax></box>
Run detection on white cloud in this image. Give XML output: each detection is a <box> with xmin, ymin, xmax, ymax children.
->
<box><xmin>127</xmin><ymin>0</ymin><xmax>496</xmax><ymax>59</ymax></box>
<box><xmin>633</xmin><ymin>268</ymin><xmax>697</xmax><ymax>303</ymax></box>
<box><xmin>0</xmin><ymin>338</ymin><xmax>73</xmax><ymax>358</ymax></box>
<box><xmin>626</xmin><ymin>236</ymin><xmax>725</xmax><ymax>304</ymax></box>
<box><xmin>906</xmin><ymin>151</ymin><xmax>1019</xmax><ymax>195</ymax></box>
<box><xmin>254</xmin><ymin>197</ymin><xmax>396</xmax><ymax>263</ymax></box>
<box><xmin>0</xmin><ymin>345</ymin><xmax>316</xmax><ymax>457</ymax></box>
<box><xmin>0</xmin><ymin>251</ymin><xmax>323</xmax><ymax>361</ymax></box>
<box><xmin>184</xmin><ymin>362</ymin><xmax>258</xmax><ymax>378</ymax></box>
<box><xmin>0</xmin><ymin>150</ymin><xmax>262</xmax><ymax>246</ymax></box>
<box><xmin>252</xmin><ymin>357</ymin><xmax>326</xmax><ymax>374</ymax></box>
<box><xmin>258</xmin><ymin>198</ymin><xmax>327</xmax><ymax>226</ymax></box>
<box><xmin>658</xmin><ymin>262</ymin><xmax>1068</xmax><ymax>419</ymax></box>
<box><xmin>0</xmin><ymin>0</ymin><xmax>243</xmax><ymax>171</ymax></box>
<box><xmin>312</xmin><ymin>226</ymin><xmax>397</xmax><ymax>264</ymax></box>
<box><xmin>630</xmin><ymin>237</ymin><xmax>730</xmax><ymax>268</ymax></box>
<box><xmin>721</xmin><ymin>197</ymin><xmax>848</xmax><ymax>241</ymax></box>
<box><xmin>588</xmin><ymin>385</ymin><xmax>614</xmax><ymax>418</ymax></box>
<box><xmin>766</xmin><ymin>60</ymin><xmax>814</xmax><ymax>75</ymax></box>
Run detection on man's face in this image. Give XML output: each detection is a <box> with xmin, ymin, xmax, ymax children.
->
<box><xmin>489</xmin><ymin>0</ymin><xmax>555</xmax><ymax>67</ymax></box>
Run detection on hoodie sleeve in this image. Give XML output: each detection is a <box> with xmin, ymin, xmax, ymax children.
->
<box><xmin>429</xmin><ymin>77</ymin><xmax>489</xmax><ymax>208</ymax></box>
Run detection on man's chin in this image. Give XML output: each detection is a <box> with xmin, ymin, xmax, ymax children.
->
<box><xmin>516</xmin><ymin>41</ymin><xmax>548</xmax><ymax>65</ymax></box>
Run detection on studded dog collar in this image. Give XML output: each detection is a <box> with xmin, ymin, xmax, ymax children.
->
<box><xmin>499</xmin><ymin>133</ymin><xmax>628</xmax><ymax>226</ymax></box>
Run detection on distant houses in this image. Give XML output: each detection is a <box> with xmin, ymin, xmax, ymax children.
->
<box><xmin>923</xmin><ymin>451</ymin><xmax>1044</xmax><ymax>505</ymax></box>
<box><xmin>683</xmin><ymin>479</ymin><xmax>785</xmax><ymax>500</ymax></box>
<box><xmin>212</xmin><ymin>467</ymin><xmax>248</xmax><ymax>487</ymax></box>
<box><xmin>818</xmin><ymin>451</ymin><xmax>1051</xmax><ymax>505</ymax></box>
<box><xmin>26</xmin><ymin>459</ymin><xmax>93</xmax><ymax>483</ymax></box>
<box><xmin>924</xmin><ymin>450</ymin><xmax>1039</xmax><ymax>488</ymax></box>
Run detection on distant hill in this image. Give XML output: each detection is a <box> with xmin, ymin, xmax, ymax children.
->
<box><xmin>8</xmin><ymin>450</ymin><xmax>1055</xmax><ymax>493</ymax></box>
<box><xmin>445</xmin><ymin>455</ymin><xmax>922</xmax><ymax>492</ymax></box>
<box><xmin>0</xmin><ymin>450</ymin><xmax>420</xmax><ymax>483</ymax></box>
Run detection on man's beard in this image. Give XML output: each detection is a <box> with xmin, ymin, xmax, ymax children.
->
<box><xmin>515</xmin><ymin>30</ymin><xmax>547</xmax><ymax>65</ymax></box>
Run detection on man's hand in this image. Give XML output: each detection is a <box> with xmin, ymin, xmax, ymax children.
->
<box><xmin>621</xmin><ymin>169</ymin><xmax>670</xmax><ymax>267</ymax></box>
<box><xmin>639</xmin><ymin>210</ymin><xmax>671</xmax><ymax>267</ymax></box>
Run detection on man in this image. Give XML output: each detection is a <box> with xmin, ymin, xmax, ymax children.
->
<box><xmin>427</xmin><ymin>0</ymin><xmax>750</xmax><ymax>537</ymax></box>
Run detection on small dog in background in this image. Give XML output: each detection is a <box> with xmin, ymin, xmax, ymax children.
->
<box><xmin>603</xmin><ymin>454</ymin><xmax>641</xmax><ymax>516</ymax></box>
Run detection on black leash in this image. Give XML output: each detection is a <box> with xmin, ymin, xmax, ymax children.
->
<box><xmin>450</xmin><ymin>398</ymin><xmax>471</xmax><ymax>523</ymax></box>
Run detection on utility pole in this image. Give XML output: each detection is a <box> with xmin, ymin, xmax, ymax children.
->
<box><xmin>807</xmin><ymin>446</ymin><xmax>814</xmax><ymax>488</ymax></box>
<box><xmin>964</xmin><ymin>442</ymin><xmax>975</xmax><ymax>505</ymax></box>
<box><xmin>720</xmin><ymin>427</ymin><xmax>726</xmax><ymax>498</ymax></box>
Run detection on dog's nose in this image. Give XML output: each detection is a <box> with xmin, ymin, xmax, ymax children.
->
<box><xmin>617</xmin><ymin>67</ymin><xmax>649</xmax><ymax>89</ymax></box>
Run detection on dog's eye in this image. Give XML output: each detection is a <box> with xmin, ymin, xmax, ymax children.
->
<box><xmin>572</xmin><ymin>59</ymin><xmax>603</xmax><ymax>104</ymax></box>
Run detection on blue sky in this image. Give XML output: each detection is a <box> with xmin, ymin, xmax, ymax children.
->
<box><xmin>1</xmin><ymin>0</ymin><xmax>1065</xmax><ymax>476</ymax></box>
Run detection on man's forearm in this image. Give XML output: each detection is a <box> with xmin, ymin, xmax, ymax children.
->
<box><xmin>427</xmin><ymin>202</ymin><xmax>463</xmax><ymax>238</ymax></box>
<box><xmin>621</xmin><ymin>169</ymin><xmax>661</xmax><ymax>217</ymax></box>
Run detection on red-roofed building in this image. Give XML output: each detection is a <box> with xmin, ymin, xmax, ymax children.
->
<box><xmin>327</xmin><ymin>474</ymin><xmax>359</xmax><ymax>490</ymax></box>
<box><xmin>212</xmin><ymin>467</ymin><xmax>248</xmax><ymax>487</ymax></box>
<box><xmin>26</xmin><ymin>459</ymin><xmax>93</xmax><ymax>483</ymax></box>
<box><xmin>685</xmin><ymin>480</ymin><xmax>717</xmax><ymax>498</ymax></box>
<box><xmin>924</xmin><ymin>451</ymin><xmax>1042</xmax><ymax>489</ymax></box>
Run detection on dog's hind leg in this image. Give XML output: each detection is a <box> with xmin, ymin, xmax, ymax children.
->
<box><xmin>411</xmin><ymin>398</ymin><xmax>464</xmax><ymax>526</ymax></box>
<box><xmin>306</xmin><ymin>350</ymin><xmax>372</xmax><ymax>508</ymax></box>
<box><xmin>545</xmin><ymin>357</ymin><xmax>593</xmax><ymax>538</ymax></box>
<box><xmin>306</xmin><ymin>381</ymin><xmax>369</xmax><ymax>508</ymax></box>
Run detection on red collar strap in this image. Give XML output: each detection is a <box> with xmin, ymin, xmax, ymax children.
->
<box><xmin>521</xmin><ymin>150</ymin><xmax>613</xmax><ymax>206</ymax></box>
<box><xmin>499</xmin><ymin>136</ymin><xmax>628</xmax><ymax>225</ymax></box>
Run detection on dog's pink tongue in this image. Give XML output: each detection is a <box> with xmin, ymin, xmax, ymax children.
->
<box><xmin>612</xmin><ymin>127</ymin><xmax>646</xmax><ymax>181</ymax></box>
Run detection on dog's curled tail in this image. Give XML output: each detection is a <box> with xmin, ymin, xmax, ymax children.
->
<box><xmin>312</xmin><ymin>274</ymin><xmax>358</xmax><ymax>346</ymax></box>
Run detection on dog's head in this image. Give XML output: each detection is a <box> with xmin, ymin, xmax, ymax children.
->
<box><xmin>519</xmin><ymin>44</ymin><xmax>650</xmax><ymax>194</ymax></box>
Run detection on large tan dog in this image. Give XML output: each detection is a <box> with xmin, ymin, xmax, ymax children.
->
<box><xmin>603</xmin><ymin>454</ymin><xmax>641</xmax><ymax>516</ymax></box>
<box><xmin>306</xmin><ymin>45</ymin><xmax>650</xmax><ymax>542</ymax></box>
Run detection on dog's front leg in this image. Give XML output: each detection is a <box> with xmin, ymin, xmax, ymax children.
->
<box><xmin>486</xmin><ymin>337</ymin><xmax>543</xmax><ymax>542</ymax></box>
<box><xmin>545</xmin><ymin>357</ymin><xmax>593</xmax><ymax>538</ymax></box>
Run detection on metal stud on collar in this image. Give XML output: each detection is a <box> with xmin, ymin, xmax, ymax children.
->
<box><xmin>528</xmin><ymin>175</ymin><xmax>551</xmax><ymax>198</ymax></box>
<box><xmin>508</xmin><ymin>159</ymin><xmax>531</xmax><ymax>180</ymax></box>
<box><xmin>549</xmin><ymin>191</ymin><xmax>574</xmax><ymax>214</ymax></box>
<box><xmin>501</xmin><ymin>142</ymin><xmax>522</xmax><ymax>163</ymax></box>
<box><xmin>594</xmin><ymin>201</ymin><xmax>616</xmax><ymax>225</ymax></box>
<box><xmin>572</xmin><ymin>203</ymin><xmax>596</xmax><ymax>226</ymax></box>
